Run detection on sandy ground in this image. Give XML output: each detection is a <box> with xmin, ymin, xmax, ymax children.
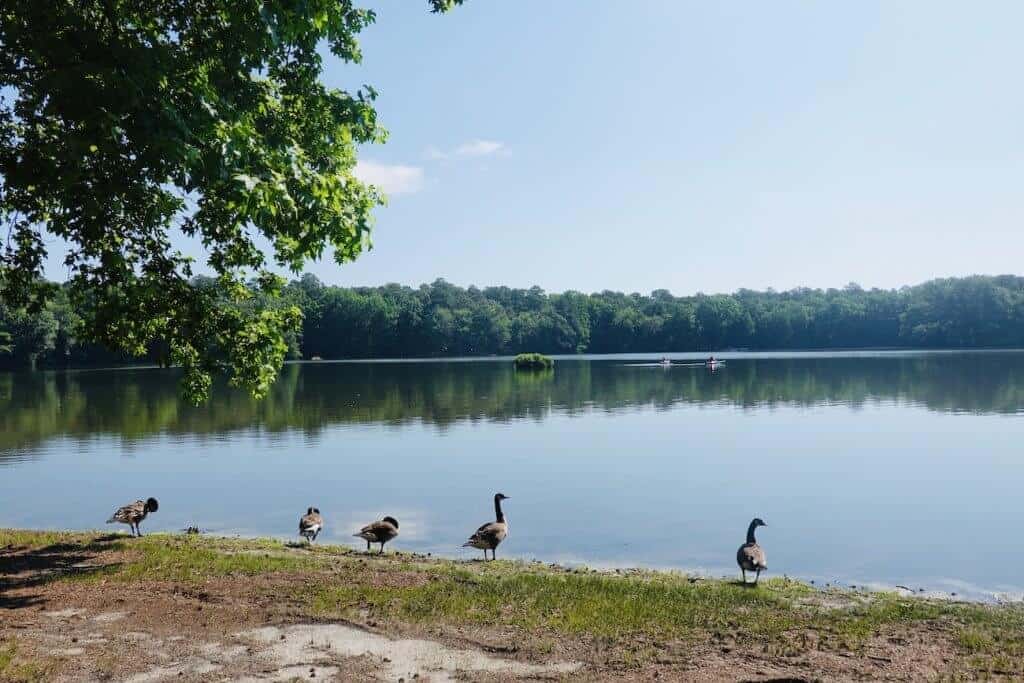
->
<box><xmin>0</xmin><ymin>533</ymin><xmax>1008</xmax><ymax>682</ymax></box>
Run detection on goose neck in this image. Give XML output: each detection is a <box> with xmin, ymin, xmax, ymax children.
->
<box><xmin>494</xmin><ymin>496</ymin><xmax>505</xmax><ymax>523</ymax></box>
<box><xmin>746</xmin><ymin>521</ymin><xmax>758</xmax><ymax>544</ymax></box>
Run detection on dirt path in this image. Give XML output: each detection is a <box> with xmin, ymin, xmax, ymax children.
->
<box><xmin>1</xmin><ymin>531</ymin><xmax>1020</xmax><ymax>681</ymax></box>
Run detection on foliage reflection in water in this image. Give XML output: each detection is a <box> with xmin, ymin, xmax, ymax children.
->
<box><xmin>1</xmin><ymin>351</ymin><xmax>1023</xmax><ymax>601</ymax></box>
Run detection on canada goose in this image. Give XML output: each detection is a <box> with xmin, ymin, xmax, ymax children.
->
<box><xmin>299</xmin><ymin>507</ymin><xmax>323</xmax><ymax>543</ymax></box>
<box><xmin>462</xmin><ymin>493</ymin><xmax>509</xmax><ymax>560</ymax></box>
<box><xmin>736</xmin><ymin>517</ymin><xmax>768</xmax><ymax>584</ymax></box>
<box><xmin>106</xmin><ymin>497</ymin><xmax>159</xmax><ymax>537</ymax></box>
<box><xmin>354</xmin><ymin>516</ymin><xmax>400</xmax><ymax>554</ymax></box>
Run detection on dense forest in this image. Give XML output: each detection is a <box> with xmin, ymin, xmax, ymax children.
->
<box><xmin>3</xmin><ymin>274</ymin><xmax>1024</xmax><ymax>370</ymax></box>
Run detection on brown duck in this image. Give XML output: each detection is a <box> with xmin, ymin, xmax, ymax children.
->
<box><xmin>354</xmin><ymin>516</ymin><xmax>400</xmax><ymax>554</ymax></box>
<box><xmin>736</xmin><ymin>517</ymin><xmax>768</xmax><ymax>584</ymax></box>
<box><xmin>299</xmin><ymin>507</ymin><xmax>323</xmax><ymax>543</ymax></box>
<box><xmin>106</xmin><ymin>497</ymin><xmax>159</xmax><ymax>537</ymax></box>
<box><xmin>462</xmin><ymin>493</ymin><xmax>509</xmax><ymax>560</ymax></box>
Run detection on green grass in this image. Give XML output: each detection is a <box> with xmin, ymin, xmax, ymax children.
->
<box><xmin>5</xmin><ymin>529</ymin><xmax>1024</xmax><ymax>673</ymax></box>
<box><xmin>2</xmin><ymin>529</ymin><xmax>329</xmax><ymax>584</ymax></box>
<box><xmin>304</xmin><ymin>562</ymin><xmax>980</xmax><ymax>653</ymax></box>
<box><xmin>0</xmin><ymin>640</ymin><xmax>48</xmax><ymax>683</ymax></box>
<box><xmin>308</xmin><ymin>566</ymin><xmax>809</xmax><ymax>639</ymax></box>
<box><xmin>0</xmin><ymin>529</ymin><xmax>85</xmax><ymax>548</ymax></box>
<box><xmin>0</xmin><ymin>641</ymin><xmax>14</xmax><ymax>672</ymax></box>
<box><xmin>113</xmin><ymin>537</ymin><xmax>321</xmax><ymax>582</ymax></box>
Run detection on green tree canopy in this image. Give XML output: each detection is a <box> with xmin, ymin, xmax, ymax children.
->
<box><xmin>0</xmin><ymin>301</ymin><xmax>57</xmax><ymax>369</ymax></box>
<box><xmin>4</xmin><ymin>275</ymin><xmax>1024</xmax><ymax>373</ymax></box>
<box><xmin>0</xmin><ymin>0</ymin><xmax>459</xmax><ymax>401</ymax></box>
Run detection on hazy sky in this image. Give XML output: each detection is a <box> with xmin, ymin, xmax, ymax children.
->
<box><xmin>52</xmin><ymin>1</ymin><xmax>1024</xmax><ymax>295</ymax></box>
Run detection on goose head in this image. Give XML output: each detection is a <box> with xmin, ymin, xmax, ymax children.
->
<box><xmin>383</xmin><ymin>516</ymin><xmax>399</xmax><ymax>529</ymax></box>
<box><xmin>751</xmin><ymin>518</ymin><xmax>767</xmax><ymax>528</ymax></box>
<box><xmin>145</xmin><ymin>497</ymin><xmax>159</xmax><ymax>513</ymax></box>
<box><xmin>494</xmin><ymin>493</ymin><xmax>509</xmax><ymax>501</ymax></box>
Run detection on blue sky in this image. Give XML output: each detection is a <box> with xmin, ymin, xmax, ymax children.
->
<box><xmin>54</xmin><ymin>1</ymin><xmax>1024</xmax><ymax>295</ymax></box>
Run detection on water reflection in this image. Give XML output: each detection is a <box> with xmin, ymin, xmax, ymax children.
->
<box><xmin>2</xmin><ymin>352</ymin><xmax>1024</xmax><ymax>600</ymax></box>
<box><xmin>2</xmin><ymin>351</ymin><xmax>1023</xmax><ymax>458</ymax></box>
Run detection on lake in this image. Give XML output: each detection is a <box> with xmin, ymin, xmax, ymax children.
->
<box><xmin>1</xmin><ymin>351</ymin><xmax>1022</xmax><ymax>601</ymax></box>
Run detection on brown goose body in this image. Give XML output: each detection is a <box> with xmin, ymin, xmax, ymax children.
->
<box><xmin>299</xmin><ymin>507</ymin><xmax>323</xmax><ymax>543</ymax></box>
<box><xmin>736</xmin><ymin>518</ymin><xmax>768</xmax><ymax>584</ymax></box>
<box><xmin>106</xmin><ymin>497</ymin><xmax>159</xmax><ymax>537</ymax></box>
<box><xmin>354</xmin><ymin>516</ymin><xmax>399</xmax><ymax>554</ymax></box>
<box><xmin>463</xmin><ymin>493</ymin><xmax>509</xmax><ymax>560</ymax></box>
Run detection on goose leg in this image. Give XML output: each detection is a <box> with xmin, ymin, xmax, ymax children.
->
<box><xmin>379</xmin><ymin>542</ymin><xmax>385</xmax><ymax>555</ymax></box>
<box><xmin>366</xmin><ymin>541</ymin><xmax>371</xmax><ymax>552</ymax></box>
<box><xmin>754</xmin><ymin>569</ymin><xmax>761</xmax><ymax>585</ymax></box>
<box><xmin>741</xmin><ymin>569</ymin><xmax>746</xmax><ymax>584</ymax></box>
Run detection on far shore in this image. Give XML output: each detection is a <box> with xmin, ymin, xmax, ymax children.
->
<box><xmin>7</xmin><ymin>346</ymin><xmax>1024</xmax><ymax>377</ymax></box>
<box><xmin>2</xmin><ymin>529</ymin><xmax>1022</xmax><ymax>681</ymax></box>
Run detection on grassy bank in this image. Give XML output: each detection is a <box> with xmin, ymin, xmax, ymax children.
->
<box><xmin>2</xmin><ymin>529</ymin><xmax>1023</xmax><ymax>680</ymax></box>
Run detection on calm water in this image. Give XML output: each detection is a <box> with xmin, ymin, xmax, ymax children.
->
<box><xmin>2</xmin><ymin>351</ymin><xmax>1023</xmax><ymax>601</ymax></box>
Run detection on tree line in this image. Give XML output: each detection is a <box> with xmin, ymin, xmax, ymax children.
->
<box><xmin>3</xmin><ymin>274</ymin><xmax>1024</xmax><ymax>370</ymax></box>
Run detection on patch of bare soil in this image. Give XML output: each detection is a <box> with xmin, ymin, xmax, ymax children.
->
<box><xmin>0</xmin><ymin>537</ymin><xmax>973</xmax><ymax>681</ymax></box>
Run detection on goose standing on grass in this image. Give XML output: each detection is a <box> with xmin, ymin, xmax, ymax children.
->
<box><xmin>354</xmin><ymin>516</ymin><xmax>400</xmax><ymax>554</ymax></box>
<box><xmin>737</xmin><ymin>517</ymin><xmax>768</xmax><ymax>585</ymax></box>
<box><xmin>462</xmin><ymin>493</ymin><xmax>509</xmax><ymax>560</ymax></box>
<box><xmin>299</xmin><ymin>507</ymin><xmax>323</xmax><ymax>543</ymax></box>
<box><xmin>106</xmin><ymin>497</ymin><xmax>159</xmax><ymax>537</ymax></box>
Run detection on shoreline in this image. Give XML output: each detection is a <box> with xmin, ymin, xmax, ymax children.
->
<box><xmin>2</xmin><ymin>529</ymin><xmax>1022</xmax><ymax>680</ymax></box>
<box><xmin>9</xmin><ymin>346</ymin><xmax>1024</xmax><ymax>375</ymax></box>
<box><xmin>6</xmin><ymin>525</ymin><xmax>1020</xmax><ymax>606</ymax></box>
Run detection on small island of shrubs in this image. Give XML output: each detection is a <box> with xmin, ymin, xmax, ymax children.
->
<box><xmin>513</xmin><ymin>353</ymin><xmax>554</xmax><ymax>370</ymax></box>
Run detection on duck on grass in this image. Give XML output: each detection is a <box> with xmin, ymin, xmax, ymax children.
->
<box><xmin>513</xmin><ymin>353</ymin><xmax>553</xmax><ymax>370</ymax></box>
